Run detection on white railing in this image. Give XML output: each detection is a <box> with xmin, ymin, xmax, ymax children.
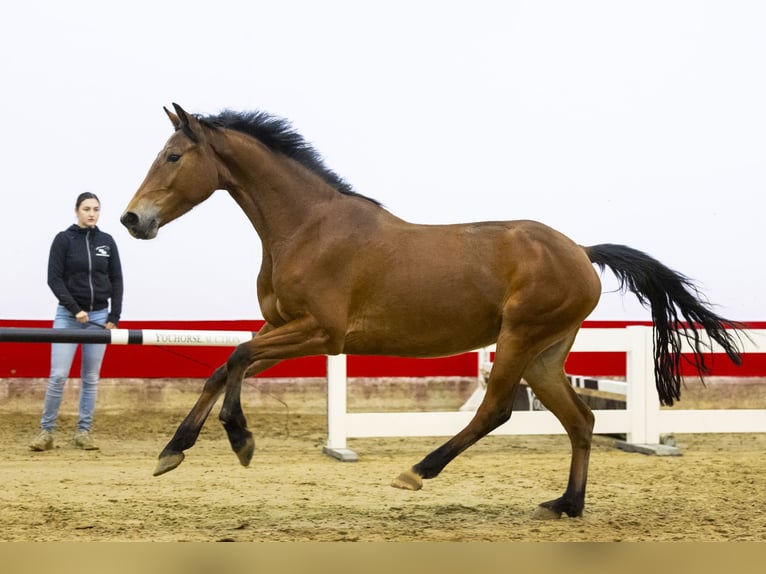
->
<box><xmin>324</xmin><ymin>326</ymin><xmax>766</xmax><ymax>460</ymax></box>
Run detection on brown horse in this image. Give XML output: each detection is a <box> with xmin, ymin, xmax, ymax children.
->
<box><xmin>121</xmin><ymin>104</ymin><xmax>741</xmax><ymax>519</ymax></box>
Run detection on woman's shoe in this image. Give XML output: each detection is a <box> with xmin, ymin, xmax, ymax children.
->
<box><xmin>72</xmin><ymin>430</ymin><xmax>99</xmax><ymax>450</ymax></box>
<box><xmin>30</xmin><ymin>430</ymin><xmax>54</xmax><ymax>451</ymax></box>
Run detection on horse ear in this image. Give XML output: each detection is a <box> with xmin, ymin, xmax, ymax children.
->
<box><xmin>171</xmin><ymin>103</ymin><xmax>201</xmax><ymax>142</ymax></box>
<box><xmin>164</xmin><ymin>106</ymin><xmax>181</xmax><ymax>129</ymax></box>
<box><xmin>172</xmin><ymin>103</ymin><xmax>191</xmax><ymax>124</ymax></box>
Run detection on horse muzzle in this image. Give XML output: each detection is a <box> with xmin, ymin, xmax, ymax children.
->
<box><xmin>120</xmin><ymin>211</ymin><xmax>159</xmax><ymax>240</ymax></box>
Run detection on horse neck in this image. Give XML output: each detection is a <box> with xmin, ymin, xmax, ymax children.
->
<box><xmin>215</xmin><ymin>131</ymin><xmax>339</xmax><ymax>248</ymax></box>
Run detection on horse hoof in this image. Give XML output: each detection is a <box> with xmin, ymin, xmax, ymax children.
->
<box><xmin>153</xmin><ymin>452</ymin><xmax>185</xmax><ymax>476</ymax></box>
<box><xmin>235</xmin><ymin>435</ymin><xmax>255</xmax><ymax>467</ymax></box>
<box><xmin>391</xmin><ymin>469</ymin><xmax>423</xmax><ymax>491</ymax></box>
<box><xmin>533</xmin><ymin>504</ymin><xmax>563</xmax><ymax>520</ymax></box>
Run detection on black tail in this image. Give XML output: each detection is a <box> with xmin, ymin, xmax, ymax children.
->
<box><xmin>585</xmin><ymin>244</ymin><xmax>743</xmax><ymax>406</ymax></box>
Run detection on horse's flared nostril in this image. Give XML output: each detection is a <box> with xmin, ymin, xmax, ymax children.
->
<box><xmin>120</xmin><ymin>211</ymin><xmax>139</xmax><ymax>228</ymax></box>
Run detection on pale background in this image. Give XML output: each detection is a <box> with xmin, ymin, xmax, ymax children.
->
<box><xmin>1</xmin><ymin>1</ymin><xmax>762</xmax><ymax>322</ymax></box>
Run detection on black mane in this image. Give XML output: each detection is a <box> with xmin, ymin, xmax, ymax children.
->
<box><xmin>199</xmin><ymin>110</ymin><xmax>381</xmax><ymax>206</ymax></box>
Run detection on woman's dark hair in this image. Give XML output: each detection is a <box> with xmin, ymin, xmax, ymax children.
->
<box><xmin>76</xmin><ymin>192</ymin><xmax>100</xmax><ymax>209</ymax></box>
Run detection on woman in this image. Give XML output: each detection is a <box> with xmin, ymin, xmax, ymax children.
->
<box><xmin>30</xmin><ymin>192</ymin><xmax>124</xmax><ymax>451</ymax></box>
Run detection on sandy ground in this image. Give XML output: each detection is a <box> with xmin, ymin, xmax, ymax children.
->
<box><xmin>1</xmin><ymin>377</ymin><xmax>765</xmax><ymax>542</ymax></box>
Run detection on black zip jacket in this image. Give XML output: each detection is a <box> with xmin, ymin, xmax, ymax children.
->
<box><xmin>47</xmin><ymin>224</ymin><xmax>124</xmax><ymax>326</ymax></box>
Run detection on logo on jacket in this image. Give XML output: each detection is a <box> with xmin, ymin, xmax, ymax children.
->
<box><xmin>95</xmin><ymin>245</ymin><xmax>111</xmax><ymax>257</ymax></box>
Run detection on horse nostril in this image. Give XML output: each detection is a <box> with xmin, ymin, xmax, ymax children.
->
<box><xmin>120</xmin><ymin>211</ymin><xmax>139</xmax><ymax>228</ymax></box>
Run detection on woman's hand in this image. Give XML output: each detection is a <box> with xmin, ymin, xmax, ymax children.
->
<box><xmin>75</xmin><ymin>311</ymin><xmax>89</xmax><ymax>323</ymax></box>
<box><xmin>105</xmin><ymin>322</ymin><xmax>116</xmax><ymax>330</ymax></box>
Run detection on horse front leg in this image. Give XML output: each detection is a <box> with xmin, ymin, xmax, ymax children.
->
<box><xmin>219</xmin><ymin>316</ymin><xmax>338</xmax><ymax>467</ymax></box>
<box><xmin>219</xmin><ymin>358</ymin><xmax>280</xmax><ymax>467</ymax></box>
<box><xmin>154</xmin><ymin>364</ymin><xmax>228</xmax><ymax>476</ymax></box>
<box><xmin>212</xmin><ymin>322</ymin><xmax>280</xmax><ymax>467</ymax></box>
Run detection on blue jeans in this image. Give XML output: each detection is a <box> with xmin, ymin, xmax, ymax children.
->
<box><xmin>40</xmin><ymin>305</ymin><xmax>109</xmax><ymax>432</ymax></box>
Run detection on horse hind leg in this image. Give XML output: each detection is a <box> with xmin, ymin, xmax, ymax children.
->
<box><xmin>523</xmin><ymin>336</ymin><xmax>595</xmax><ymax>519</ymax></box>
<box><xmin>391</xmin><ymin>338</ymin><xmax>530</xmax><ymax>491</ymax></box>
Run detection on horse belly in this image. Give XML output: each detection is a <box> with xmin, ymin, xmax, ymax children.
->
<box><xmin>343</xmin><ymin>297</ymin><xmax>500</xmax><ymax>358</ymax></box>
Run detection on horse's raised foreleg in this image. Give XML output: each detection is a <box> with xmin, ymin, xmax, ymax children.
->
<box><xmin>219</xmin><ymin>317</ymin><xmax>339</xmax><ymax>467</ymax></box>
<box><xmin>523</xmin><ymin>335</ymin><xmax>594</xmax><ymax>519</ymax></box>
<box><xmin>154</xmin><ymin>364</ymin><xmax>228</xmax><ymax>476</ymax></box>
<box><xmin>209</xmin><ymin>322</ymin><xmax>281</xmax><ymax>467</ymax></box>
<box><xmin>391</xmin><ymin>337</ymin><xmax>531</xmax><ymax>491</ymax></box>
<box><xmin>154</xmin><ymin>358</ymin><xmax>282</xmax><ymax>476</ymax></box>
<box><xmin>219</xmin><ymin>358</ymin><xmax>281</xmax><ymax>467</ymax></box>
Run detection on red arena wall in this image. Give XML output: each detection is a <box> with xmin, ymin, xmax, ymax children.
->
<box><xmin>0</xmin><ymin>319</ymin><xmax>763</xmax><ymax>379</ymax></box>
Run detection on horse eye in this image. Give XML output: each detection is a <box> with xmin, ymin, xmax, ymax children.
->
<box><xmin>167</xmin><ymin>153</ymin><xmax>181</xmax><ymax>163</ymax></box>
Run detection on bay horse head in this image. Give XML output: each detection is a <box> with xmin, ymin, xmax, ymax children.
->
<box><xmin>121</xmin><ymin>103</ymin><xmax>219</xmax><ymax>239</ymax></box>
